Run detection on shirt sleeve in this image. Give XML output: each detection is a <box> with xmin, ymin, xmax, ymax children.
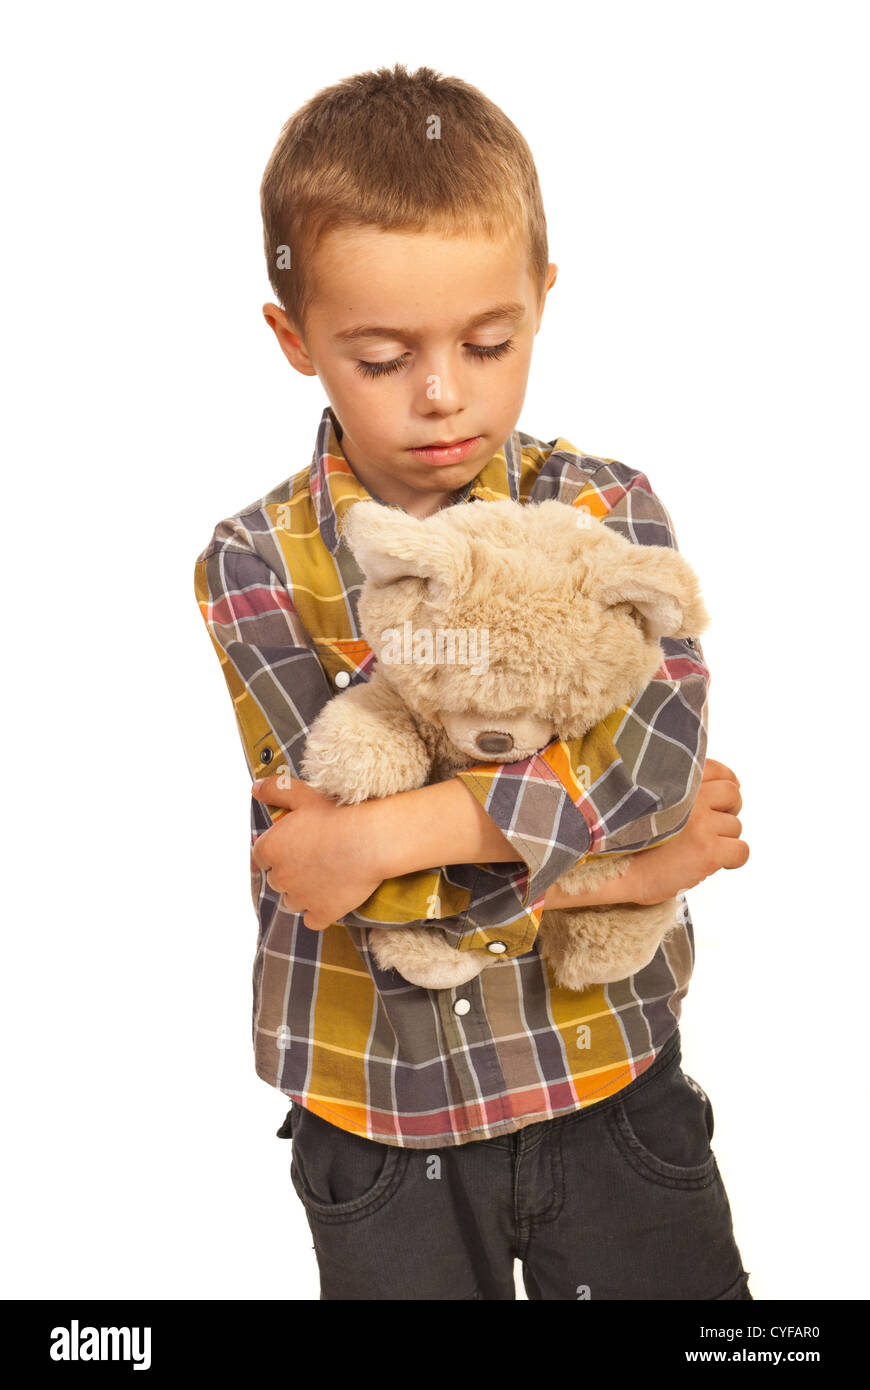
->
<box><xmin>453</xmin><ymin>465</ymin><xmax>710</xmax><ymax>918</ymax></box>
<box><xmin>194</xmin><ymin>533</ymin><xmax>541</xmax><ymax>957</ymax></box>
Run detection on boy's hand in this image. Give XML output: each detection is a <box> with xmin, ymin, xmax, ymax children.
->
<box><xmin>249</xmin><ymin>774</ymin><xmax>385</xmax><ymax>931</ymax></box>
<box><xmin>623</xmin><ymin>758</ymin><xmax>749</xmax><ymax>906</ymax></box>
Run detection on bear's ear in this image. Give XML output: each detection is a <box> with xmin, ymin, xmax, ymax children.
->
<box><xmin>590</xmin><ymin>543</ymin><xmax>711</xmax><ymax>642</ymax></box>
<box><xmin>339</xmin><ymin>498</ymin><xmax>467</xmax><ymax>599</ymax></box>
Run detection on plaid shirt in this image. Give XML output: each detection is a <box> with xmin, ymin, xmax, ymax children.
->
<box><xmin>194</xmin><ymin>405</ymin><xmax>709</xmax><ymax>1148</ymax></box>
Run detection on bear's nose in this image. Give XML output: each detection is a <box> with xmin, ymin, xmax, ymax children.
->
<box><xmin>476</xmin><ymin>731</ymin><xmax>514</xmax><ymax>754</ymax></box>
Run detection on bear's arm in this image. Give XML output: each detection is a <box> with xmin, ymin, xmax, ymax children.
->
<box><xmin>194</xmin><ymin>535</ymin><xmax>538</xmax><ymax>944</ymax></box>
<box><xmin>452</xmin><ymin>465</ymin><xmax>710</xmax><ymax>914</ymax></box>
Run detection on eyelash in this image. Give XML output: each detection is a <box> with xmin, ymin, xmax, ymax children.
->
<box><xmin>354</xmin><ymin>338</ymin><xmax>516</xmax><ymax>379</ymax></box>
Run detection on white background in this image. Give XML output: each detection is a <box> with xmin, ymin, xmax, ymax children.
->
<box><xmin>2</xmin><ymin>0</ymin><xmax>867</xmax><ymax>1301</ymax></box>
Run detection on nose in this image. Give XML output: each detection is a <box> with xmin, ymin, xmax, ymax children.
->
<box><xmin>414</xmin><ymin>356</ymin><xmax>463</xmax><ymax>414</ymax></box>
<box><xmin>476</xmin><ymin>731</ymin><xmax>514</xmax><ymax>755</ymax></box>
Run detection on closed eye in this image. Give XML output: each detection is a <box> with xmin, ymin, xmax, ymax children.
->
<box><xmin>355</xmin><ymin>339</ymin><xmax>516</xmax><ymax>379</ymax></box>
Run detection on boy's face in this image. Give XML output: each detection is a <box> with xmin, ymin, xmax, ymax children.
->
<box><xmin>263</xmin><ymin>226</ymin><xmax>557</xmax><ymax>516</ymax></box>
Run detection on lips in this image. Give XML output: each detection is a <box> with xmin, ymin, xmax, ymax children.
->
<box><xmin>409</xmin><ymin>435</ymin><xmax>482</xmax><ymax>466</ymax></box>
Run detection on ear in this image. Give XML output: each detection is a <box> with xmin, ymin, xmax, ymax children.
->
<box><xmin>591</xmin><ymin>543</ymin><xmax>711</xmax><ymax>642</ymax></box>
<box><xmin>338</xmin><ymin>499</ymin><xmax>468</xmax><ymax>599</ymax></box>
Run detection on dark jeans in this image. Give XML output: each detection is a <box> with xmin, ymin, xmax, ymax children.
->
<box><xmin>277</xmin><ymin>1029</ymin><xmax>752</xmax><ymax>1300</ymax></box>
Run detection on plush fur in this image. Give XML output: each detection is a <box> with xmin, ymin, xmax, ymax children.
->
<box><xmin>300</xmin><ymin>496</ymin><xmax>710</xmax><ymax>992</ymax></box>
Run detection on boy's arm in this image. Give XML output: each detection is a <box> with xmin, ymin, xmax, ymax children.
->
<box><xmin>193</xmin><ymin>532</ymin><xmax>539</xmax><ymax>956</ymax></box>
<box><xmin>195</xmin><ymin>459</ymin><xmax>707</xmax><ymax>956</ymax></box>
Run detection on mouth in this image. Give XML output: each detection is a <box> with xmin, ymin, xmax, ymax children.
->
<box><xmin>409</xmin><ymin>436</ymin><xmax>482</xmax><ymax>466</ymax></box>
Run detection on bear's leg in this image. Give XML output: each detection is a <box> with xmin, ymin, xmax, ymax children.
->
<box><xmin>538</xmin><ymin>898</ymin><xmax>681</xmax><ymax>993</ymax></box>
<box><xmin>367</xmin><ymin>926</ymin><xmax>490</xmax><ymax>990</ymax></box>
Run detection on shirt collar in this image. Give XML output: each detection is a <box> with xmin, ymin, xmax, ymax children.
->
<box><xmin>310</xmin><ymin>404</ymin><xmax>523</xmax><ymax>556</ymax></box>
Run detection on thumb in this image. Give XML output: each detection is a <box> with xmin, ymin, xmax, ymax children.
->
<box><xmin>250</xmin><ymin>766</ymin><xmax>306</xmax><ymax>808</ymax></box>
<box><xmin>701</xmin><ymin>758</ymin><xmax>739</xmax><ymax>787</ymax></box>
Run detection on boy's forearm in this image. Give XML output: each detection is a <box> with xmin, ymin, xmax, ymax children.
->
<box><xmin>358</xmin><ymin>778</ymin><xmax>635</xmax><ymax>908</ymax></box>
<box><xmin>540</xmin><ymin>876</ymin><xmax>639</xmax><ymax>909</ymax></box>
<box><xmin>361</xmin><ymin>777</ymin><xmax>520</xmax><ymax>877</ymax></box>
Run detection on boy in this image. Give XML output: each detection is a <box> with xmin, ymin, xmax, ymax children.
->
<box><xmin>193</xmin><ymin>63</ymin><xmax>751</xmax><ymax>1300</ymax></box>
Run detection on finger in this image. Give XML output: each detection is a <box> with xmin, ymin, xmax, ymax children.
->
<box><xmin>720</xmin><ymin>839</ymin><xmax>750</xmax><ymax>869</ymax></box>
<box><xmin>701</xmin><ymin>780</ymin><xmax>743</xmax><ymax>813</ymax></box>
<box><xmin>301</xmin><ymin>911</ymin><xmax>330</xmax><ymax>932</ymax></box>
<box><xmin>702</xmin><ymin>759</ymin><xmax>740</xmax><ymax>788</ymax></box>
<box><xmin>709</xmin><ymin>809</ymin><xmax>743</xmax><ymax>839</ymax></box>
<box><xmin>265</xmin><ymin>869</ymin><xmax>303</xmax><ymax>911</ymax></box>
<box><xmin>250</xmin><ymin>767</ymin><xmax>298</xmax><ymax>803</ymax></box>
<box><xmin>251</xmin><ymin>834</ymin><xmax>271</xmax><ymax>871</ymax></box>
<box><xmin>284</xmin><ymin>895</ymin><xmax>310</xmax><ymax>917</ymax></box>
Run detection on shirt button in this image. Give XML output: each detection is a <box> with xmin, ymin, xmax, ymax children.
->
<box><xmin>453</xmin><ymin>998</ymin><xmax>471</xmax><ymax>1016</ymax></box>
<box><xmin>334</xmin><ymin>670</ymin><xmax>351</xmax><ymax>688</ymax></box>
<box><xmin>487</xmin><ymin>941</ymin><xmax>507</xmax><ymax>954</ymax></box>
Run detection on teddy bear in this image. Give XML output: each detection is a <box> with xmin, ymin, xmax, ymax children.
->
<box><xmin>299</xmin><ymin>495</ymin><xmax>710</xmax><ymax>992</ymax></box>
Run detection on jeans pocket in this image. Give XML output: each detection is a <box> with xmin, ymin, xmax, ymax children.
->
<box><xmin>289</xmin><ymin>1103</ymin><xmax>409</xmax><ymax>1224</ymax></box>
<box><xmin>605</xmin><ymin>1054</ymin><xmax>718</xmax><ymax>1189</ymax></box>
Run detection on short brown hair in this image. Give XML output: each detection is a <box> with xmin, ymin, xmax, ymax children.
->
<box><xmin>260</xmin><ymin>63</ymin><xmax>549</xmax><ymax>338</ymax></box>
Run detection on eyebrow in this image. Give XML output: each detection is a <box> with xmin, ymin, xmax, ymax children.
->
<box><xmin>332</xmin><ymin>301</ymin><xmax>527</xmax><ymax>344</ymax></box>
